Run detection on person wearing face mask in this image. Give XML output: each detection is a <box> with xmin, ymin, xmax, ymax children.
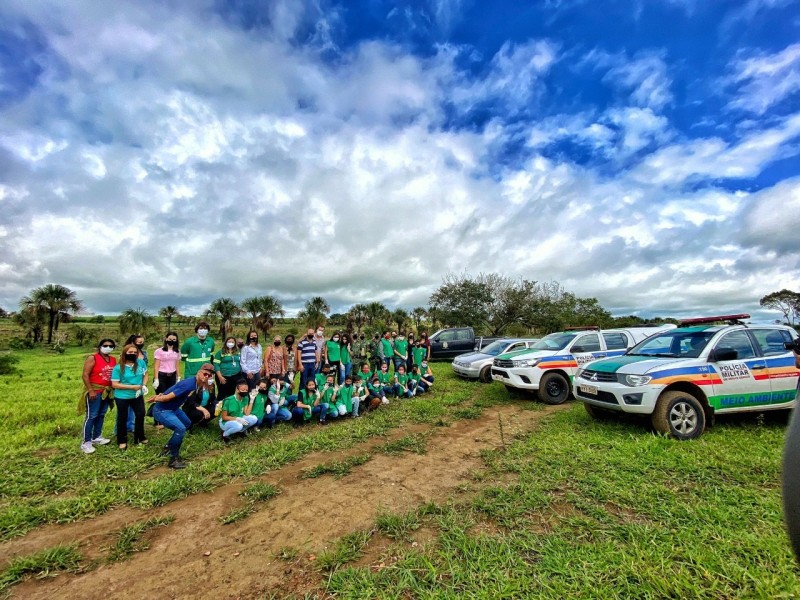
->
<box><xmin>149</xmin><ymin>363</ymin><xmax>216</xmax><ymax>469</ymax></box>
<box><xmin>111</xmin><ymin>343</ymin><xmax>149</xmax><ymax>450</ymax></box>
<box><xmin>417</xmin><ymin>361</ymin><xmax>435</xmax><ymax>393</ymax></box>
<box><xmin>79</xmin><ymin>338</ymin><xmax>117</xmax><ymax>454</ymax></box>
<box><xmin>324</xmin><ymin>332</ymin><xmax>342</xmax><ymax>382</ymax></box>
<box><xmin>351</xmin><ymin>333</ymin><xmax>367</xmax><ymax>371</ymax></box>
<box><xmin>420</xmin><ymin>331</ymin><xmax>431</xmax><ymax>361</ymax></box>
<box><xmin>297</xmin><ymin>328</ymin><xmax>319</xmax><ymax>391</ymax></box>
<box><xmin>150</xmin><ymin>332</ymin><xmax>181</xmax><ymax>429</ymax></box>
<box><xmin>406</xmin><ymin>333</ymin><xmax>416</xmax><ymax>372</ymax></box>
<box><xmin>339</xmin><ymin>333</ymin><xmax>353</xmax><ymax>385</ymax></box>
<box><xmin>214</xmin><ymin>336</ymin><xmax>242</xmax><ymax>402</ymax></box>
<box><xmin>264</xmin><ymin>335</ymin><xmax>287</xmax><ymax>385</ymax></box>
<box><xmin>380</xmin><ymin>332</ymin><xmax>393</xmax><ymax>371</ymax></box>
<box><xmin>284</xmin><ymin>334</ymin><xmax>297</xmax><ymax>390</ymax></box>
<box><xmin>181</xmin><ymin>321</ymin><xmax>215</xmax><ymax>379</ymax></box>
<box><xmin>393</xmin><ymin>332</ymin><xmax>409</xmax><ymax>374</ymax></box>
<box><xmin>219</xmin><ymin>379</ymin><xmax>258</xmax><ymax>443</ymax></box>
<box><xmin>367</xmin><ymin>333</ymin><xmax>382</xmax><ymax>373</ymax></box>
<box><xmin>240</xmin><ymin>330</ymin><xmax>262</xmax><ymax>391</ymax></box>
<box><xmin>117</xmin><ymin>334</ymin><xmax>148</xmax><ymax>435</ymax></box>
<box><xmin>313</xmin><ymin>326</ymin><xmax>326</xmax><ymax>374</ymax></box>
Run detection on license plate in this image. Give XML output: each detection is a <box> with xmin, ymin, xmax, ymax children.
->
<box><xmin>579</xmin><ymin>384</ymin><xmax>598</xmax><ymax>395</ymax></box>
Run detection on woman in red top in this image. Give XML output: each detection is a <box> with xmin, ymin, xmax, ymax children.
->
<box><xmin>264</xmin><ymin>335</ymin><xmax>287</xmax><ymax>383</ymax></box>
<box><xmin>80</xmin><ymin>338</ymin><xmax>117</xmax><ymax>454</ymax></box>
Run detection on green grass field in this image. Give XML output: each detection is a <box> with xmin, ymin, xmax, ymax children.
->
<box><xmin>0</xmin><ymin>341</ymin><xmax>798</xmax><ymax>597</ymax></box>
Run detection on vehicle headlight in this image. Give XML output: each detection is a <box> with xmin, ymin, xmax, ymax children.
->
<box><xmin>623</xmin><ymin>374</ymin><xmax>652</xmax><ymax>387</ymax></box>
<box><xmin>513</xmin><ymin>358</ymin><xmax>540</xmax><ymax>368</ymax></box>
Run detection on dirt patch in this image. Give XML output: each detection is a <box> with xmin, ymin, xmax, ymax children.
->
<box><xmin>7</xmin><ymin>403</ymin><xmax>568</xmax><ymax>599</ymax></box>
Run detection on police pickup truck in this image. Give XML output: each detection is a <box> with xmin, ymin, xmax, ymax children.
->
<box><xmin>491</xmin><ymin>325</ymin><xmax>674</xmax><ymax>404</ymax></box>
<box><xmin>573</xmin><ymin>314</ymin><xmax>799</xmax><ymax>439</ymax></box>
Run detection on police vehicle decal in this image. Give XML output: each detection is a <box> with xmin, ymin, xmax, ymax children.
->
<box><xmin>708</xmin><ymin>389</ymin><xmax>797</xmax><ymax>410</ymax></box>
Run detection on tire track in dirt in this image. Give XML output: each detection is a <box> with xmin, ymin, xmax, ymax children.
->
<box><xmin>8</xmin><ymin>403</ymin><xmax>569</xmax><ymax>599</ymax></box>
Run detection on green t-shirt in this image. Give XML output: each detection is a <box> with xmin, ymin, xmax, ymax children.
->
<box><xmin>326</xmin><ymin>340</ymin><xmax>341</xmax><ymax>362</ymax></box>
<box><xmin>316</xmin><ymin>373</ymin><xmax>335</xmax><ymax>389</ymax></box>
<box><xmin>367</xmin><ymin>380</ymin><xmax>382</xmax><ymax>395</ymax></box>
<box><xmin>298</xmin><ymin>389</ymin><xmax>318</xmax><ymax>420</ymax></box>
<box><xmin>380</xmin><ymin>338</ymin><xmax>393</xmax><ymax>357</ymax></box>
<box><xmin>358</xmin><ymin>369</ymin><xmax>372</xmax><ymax>384</ymax></box>
<box><xmin>181</xmin><ymin>335</ymin><xmax>216</xmax><ymax>377</ymax></box>
<box><xmin>412</xmin><ymin>346</ymin><xmax>427</xmax><ymax>366</ymax></box>
<box><xmin>214</xmin><ymin>351</ymin><xmax>242</xmax><ymax>377</ymax></box>
<box><xmin>394</xmin><ymin>338</ymin><xmax>409</xmax><ymax>358</ymax></box>
<box><xmin>396</xmin><ymin>372</ymin><xmax>409</xmax><ymax>386</ymax></box>
<box><xmin>336</xmin><ymin>384</ymin><xmax>354</xmax><ymax>413</ymax></box>
<box><xmin>250</xmin><ymin>392</ymin><xmax>268</xmax><ymax>419</ymax></box>
<box><xmin>377</xmin><ymin>370</ymin><xmax>391</xmax><ymax>385</ymax></box>
<box><xmin>111</xmin><ymin>360</ymin><xmax>147</xmax><ymax>400</ymax></box>
<box><xmin>340</xmin><ymin>345</ymin><xmax>351</xmax><ymax>365</ymax></box>
<box><xmin>410</xmin><ymin>371</ymin><xmax>422</xmax><ymax>384</ymax></box>
<box><xmin>221</xmin><ymin>394</ymin><xmax>246</xmax><ymax>419</ymax></box>
<box><xmin>322</xmin><ymin>386</ymin><xmax>338</xmax><ymax>417</ymax></box>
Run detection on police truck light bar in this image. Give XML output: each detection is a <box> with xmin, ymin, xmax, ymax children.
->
<box><xmin>678</xmin><ymin>314</ymin><xmax>750</xmax><ymax>327</ymax></box>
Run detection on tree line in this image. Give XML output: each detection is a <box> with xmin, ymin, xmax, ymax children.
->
<box><xmin>4</xmin><ymin>279</ymin><xmax>797</xmax><ymax>348</ymax></box>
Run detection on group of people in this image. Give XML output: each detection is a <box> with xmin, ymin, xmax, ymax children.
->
<box><xmin>80</xmin><ymin>323</ymin><xmax>435</xmax><ymax>469</ymax></box>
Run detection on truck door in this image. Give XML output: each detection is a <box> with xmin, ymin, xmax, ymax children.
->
<box><xmin>748</xmin><ymin>328</ymin><xmax>799</xmax><ymax>406</ymax></box>
<box><xmin>569</xmin><ymin>333</ymin><xmax>602</xmax><ymax>367</ymax></box>
<box><xmin>708</xmin><ymin>330</ymin><xmax>772</xmax><ymax>411</ymax></box>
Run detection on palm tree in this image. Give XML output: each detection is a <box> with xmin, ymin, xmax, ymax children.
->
<box><xmin>392</xmin><ymin>308</ymin><xmax>410</xmax><ymax>332</ymax></box>
<box><xmin>364</xmin><ymin>302</ymin><xmax>389</xmax><ymax>329</ymax></box>
<box><xmin>297</xmin><ymin>296</ymin><xmax>330</xmax><ymax>329</ymax></box>
<box><xmin>118</xmin><ymin>307</ymin><xmax>158</xmax><ymax>337</ymax></box>
<box><xmin>411</xmin><ymin>306</ymin><xmax>428</xmax><ymax>332</ymax></box>
<box><xmin>159</xmin><ymin>305</ymin><xmax>180</xmax><ymax>332</ymax></box>
<box><xmin>208</xmin><ymin>297</ymin><xmax>242</xmax><ymax>340</ymax></box>
<box><xmin>241</xmin><ymin>295</ymin><xmax>285</xmax><ymax>338</ymax></box>
<box><xmin>347</xmin><ymin>303</ymin><xmax>368</xmax><ymax>334</ymax></box>
<box><xmin>23</xmin><ymin>284</ymin><xmax>83</xmax><ymax>344</ymax></box>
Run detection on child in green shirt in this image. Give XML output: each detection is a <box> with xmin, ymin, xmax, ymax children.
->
<box><xmin>220</xmin><ymin>379</ymin><xmax>258</xmax><ymax>442</ymax></box>
<box><xmin>321</xmin><ymin>374</ymin><xmax>339</xmax><ymax>420</ymax></box>
<box><xmin>334</xmin><ymin>374</ymin><xmax>360</xmax><ymax>417</ymax></box>
<box><xmin>293</xmin><ymin>380</ymin><xmax>329</xmax><ymax>426</ymax></box>
<box><xmin>394</xmin><ymin>365</ymin><xmax>412</xmax><ymax>398</ymax></box>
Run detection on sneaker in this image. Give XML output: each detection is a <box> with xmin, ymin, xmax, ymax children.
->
<box><xmin>222</xmin><ymin>434</ymin><xmax>231</xmax><ymax>445</ymax></box>
<box><xmin>91</xmin><ymin>436</ymin><xmax>111</xmax><ymax>445</ymax></box>
<box><xmin>252</xmin><ymin>426</ymin><xmax>261</xmax><ymax>433</ymax></box>
<box><xmin>168</xmin><ymin>457</ymin><xmax>187</xmax><ymax>469</ymax></box>
<box><xmin>80</xmin><ymin>441</ymin><xmax>96</xmax><ymax>454</ymax></box>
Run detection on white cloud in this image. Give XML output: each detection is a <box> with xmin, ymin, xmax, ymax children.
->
<box><xmin>585</xmin><ymin>49</ymin><xmax>673</xmax><ymax>111</ymax></box>
<box><xmin>727</xmin><ymin>43</ymin><xmax>800</xmax><ymax>114</ymax></box>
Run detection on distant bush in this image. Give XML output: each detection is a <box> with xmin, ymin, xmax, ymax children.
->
<box><xmin>89</xmin><ymin>315</ymin><xmax>105</xmax><ymax>323</ymax></box>
<box><xmin>0</xmin><ymin>353</ymin><xmax>19</xmax><ymax>375</ymax></box>
<box><xmin>8</xmin><ymin>337</ymin><xmax>34</xmax><ymax>350</ymax></box>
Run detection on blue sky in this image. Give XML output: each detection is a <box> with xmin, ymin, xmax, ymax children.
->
<box><xmin>0</xmin><ymin>0</ymin><xmax>798</xmax><ymax>321</ymax></box>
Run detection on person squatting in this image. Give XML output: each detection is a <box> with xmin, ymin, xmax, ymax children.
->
<box><xmin>80</xmin><ymin>322</ymin><xmax>435</xmax><ymax>469</ymax></box>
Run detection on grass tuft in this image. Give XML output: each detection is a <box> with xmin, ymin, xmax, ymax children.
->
<box><xmin>300</xmin><ymin>453</ymin><xmax>373</xmax><ymax>479</ymax></box>
<box><xmin>107</xmin><ymin>516</ymin><xmax>175</xmax><ymax>562</ymax></box>
<box><xmin>0</xmin><ymin>544</ymin><xmax>82</xmax><ymax>591</ymax></box>
<box><xmin>220</xmin><ymin>482</ymin><xmax>280</xmax><ymax>525</ymax></box>
<box><xmin>375</xmin><ymin>508</ymin><xmax>421</xmax><ymax>541</ymax></box>
<box><xmin>378</xmin><ymin>433</ymin><xmax>428</xmax><ymax>456</ymax></box>
<box><xmin>316</xmin><ymin>529</ymin><xmax>373</xmax><ymax>572</ymax></box>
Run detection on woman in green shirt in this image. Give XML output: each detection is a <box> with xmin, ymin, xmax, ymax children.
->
<box><xmin>339</xmin><ymin>333</ymin><xmax>353</xmax><ymax>385</ymax></box>
<box><xmin>214</xmin><ymin>336</ymin><xmax>242</xmax><ymax>402</ymax></box>
<box><xmin>324</xmin><ymin>332</ymin><xmax>342</xmax><ymax>380</ymax></box>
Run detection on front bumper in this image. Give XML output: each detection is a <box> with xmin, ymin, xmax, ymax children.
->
<box><xmin>452</xmin><ymin>362</ymin><xmax>482</xmax><ymax>378</ymax></box>
<box><xmin>573</xmin><ymin>380</ymin><xmax>662</xmax><ymax>415</ymax></box>
<box><xmin>490</xmin><ymin>366</ymin><xmax>541</xmax><ymax>390</ymax></box>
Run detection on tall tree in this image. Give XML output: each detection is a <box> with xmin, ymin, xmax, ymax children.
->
<box><xmin>760</xmin><ymin>289</ymin><xmax>800</xmax><ymax>325</ymax></box>
<box><xmin>392</xmin><ymin>308</ymin><xmax>410</xmax><ymax>332</ymax></box>
<box><xmin>208</xmin><ymin>297</ymin><xmax>242</xmax><ymax>340</ymax></box>
<box><xmin>411</xmin><ymin>306</ymin><xmax>428</xmax><ymax>332</ymax></box>
<box><xmin>346</xmin><ymin>303</ymin><xmax>368</xmax><ymax>333</ymax></box>
<box><xmin>14</xmin><ymin>303</ymin><xmax>46</xmax><ymax>343</ymax></box>
<box><xmin>23</xmin><ymin>284</ymin><xmax>83</xmax><ymax>344</ymax></box>
<box><xmin>241</xmin><ymin>295</ymin><xmax>285</xmax><ymax>338</ymax></box>
<box><xmin>118</xmin><ymin>307</ymin><xmax>158</xmax><ymax>337</ymax></box>
<box><xmin>297</xmin><ymin>296</ymin><xmax>330</xmax><ymax>329</ymax></box>
<box><xmin>159</xmin><ymin>305</ymin><xmax>180</xmax><ymax>332</ymax></box>
<box><xmin>364</xmin><ymin>301</ymin><xmax>390</xmax><ymax>329</ymax></box>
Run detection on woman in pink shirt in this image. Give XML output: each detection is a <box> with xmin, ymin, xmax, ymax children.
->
<box><xmin>153</xmin><ymin>332</ymin><xmax>181</xmax><ymax>394</ymax></box>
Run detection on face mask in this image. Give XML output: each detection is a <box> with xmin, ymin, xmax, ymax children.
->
<box><xmin>125</xmin><ymin>354</ymin><xmax>137</xmax><ymax>362</ymax></box>
<box><xmin>226</xmin><ymin>342</ymin><xmax>235</xmax><ymax>349</ymax></box>
<box><xmin>421</xmin><ymin>363</ymin><xmax>428</xmax><ymax>369</ymax></box>
<box><xmin>166</xmin><ymin>340</ymin><xmax>177</xmax><ymax>346</ymax></box>
<box><xmin>307</xmin><ymin>334</ymin><xmax>314</xmax><ymax>339</ymax></box>
<box><xmin>197</xmin><ymin>329</ymin><xmax>208</xmax><ymax>337</ymax></box>
<box><xmin>135</xmin><ymin>343</ymin><xmax>144</xmax><ymax>350</ymax></box>
<box><xmin>249</xmin><ymin>338</ymin><xmax>257</xmax><ymax>343</ymax></box>
<box><xmin>333</xmin><ymin>337</ymin><xmax>340</xmax><ymax>342</ymax></box>
<box><xmin>398</xmin><ymin>336</ymin><xmax>404</xmax><ymax>340</ymax></box>
<box><xmin>100</xmin><ymin>346</ymin><xmax>114</xmax><ymax>355</ymax></box>
<box><xmin>258</xmin><ymin>387</ymin><xmax>267</xmax><ymax>393</ymax></box>
<box><xmin>286</xmin><ymin>340</ymin><xmax>294</xmax><ymax>346</ymax></box>
<box><xmin>237</xmin><ymin>343</ymin><xmax>244</xmax><ymax>349</ymax></box>
<box><xmin>316</xmin><ymin>330</ymin><xmax>323</xmax><ymax>336</ymax></box>
<box><xmin>274</xmin><ymin>341</ymin><xmax>281</xmax><ymax>346</ymax></box>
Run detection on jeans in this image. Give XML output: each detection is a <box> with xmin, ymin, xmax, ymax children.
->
<box><xmin>418</xmin><ymin>376</ymin><xmax>435</xmax><ymax>392</ymax></box>
<box><xmin>220</xmin><ymin>414</ymin><xmax>258</xmax><ymax>437</ymax></box>
<box><xmin>340</xmin><ymin>363</ymin><xmax>352</xmax><ymax>385</ymax></box>
<box><xmin>393</xmin><ymin>357</ymin><xmax>406</xmax><ymax>372</ymax></box>
<box><xmin>311</xmin><ymin>403</ymin><xmax>329</xmax><ymax>422</ymax></box>
<box><xmin>153</xmin><ymin>406</ymin><xmax>192</xmax><ymax>458</ymax></box>
<box><xmin>244</xmin><ymin>371</ymin><xmax>261</xmax><ymax>391</ymax></box>
<box><xmin>300</xmin><ymin>362</ymin><xmax>316</xmax><ymax>391</ymax></box>
<box><xmin>116</xmin><ymin>397</ymin><xmax>146</xmax><ymax>445</ymax></box>
<box><xmin>83</xmin><ymin>391</ymin><xmax>109</xmax><ymax>443</ymax></box>
<box><xmin>259</xmin><ymin>404</ymin><xmax>292</xmax><ymax>427</ymax></box>
<box><xmin>382</xmin><ymin>357</ymin><xmax>392</xmax><ymax>369</ymax></box>
<box><xmin>351</xmin><ymin>397</ymin><xmax>361</xmax><ymax>417</ymax></box>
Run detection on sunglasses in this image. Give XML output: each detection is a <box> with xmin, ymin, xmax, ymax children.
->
<box><xmin>101</xmin><ymin>344</ymin><xmax>114</xmax><ymax>349</ymax></box>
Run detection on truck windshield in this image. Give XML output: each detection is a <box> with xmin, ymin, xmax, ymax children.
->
<box><xmin>529</xmin><ymin>333</ymin><xmax>577</xmax><ymax>351</ymax></box>
<box><xmin>627</xmin><ymin>330</ymin><xmax>717</xmax><ymax>358</ymax></box>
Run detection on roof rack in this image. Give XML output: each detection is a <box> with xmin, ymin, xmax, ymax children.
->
<box><xmin>678</xmin><ymin>313</ymin><xmax>750</xmax><ymax>327</ymax></box>
<box><xmin>564</xmin><ymin>325</ymin><xmax>600</xmax><ymax>331</ymax></box>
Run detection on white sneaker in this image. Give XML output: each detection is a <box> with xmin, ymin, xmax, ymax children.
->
<box><xmin>80</xmin><ymin>441</ymin><xmax>96</xmax><ymax>454</ymax></box>
<box><xmin>91</xmin><ymin>437</ymin><xmax>111</xmax><ymax>445</ymax></box>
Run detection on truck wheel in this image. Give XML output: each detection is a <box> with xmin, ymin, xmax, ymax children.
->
<box><xmin>479</xmin><ymin>365</ymin><xmax>492</xmax><ymax>383</ymax></box>
<box><xmin>584</xmin><ymin>403</ymin><xmax>613</xmax><ymax>420</ymax></box>
<box><xmin>652</xmin><ymin>390</ymin><xmax>706</xmax><ymax>440</ymax></box>
<box><xmin>538</xmin><ymin>372</ymin><xmax>570</xmax><ymax>405</ymax></box>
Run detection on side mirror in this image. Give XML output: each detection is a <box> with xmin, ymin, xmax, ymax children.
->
<box><xmin>571</xmin><ymin>345</ymin><xmax>585</xmax><ymax>353</ymax></box>
<box><xmin>711</xmin><ymin>347</ymin><xmax>737</xmax><ymax>362</ymax></box>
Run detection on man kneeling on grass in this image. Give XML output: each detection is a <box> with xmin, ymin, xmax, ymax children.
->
<box><xmin>148</xmin><ymin>362</ymin><xmax>216</xmax><ymax>469</ymax></box>
<box><xmin>219</xmin><ymin>379</ymin><xmax>258</xmax><ymax>444</ymax></box>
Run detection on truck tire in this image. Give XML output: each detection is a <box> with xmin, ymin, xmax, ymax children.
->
<box><xmin>479</xmin><ymin>365</ymin><xmax>492</xmax><ymax>383</ymax></box>
<box><xmin>651</xmin><ymin>390</ymin><xmax>706</xmax><ymax>440</ymax></box>
<box><xmin>584</xmin><ymin>402</ymin><xmax>613</xmax><ymax>420</ymax></box>
<box><xmin>538</xmin><ymin>372</ymin><xmax>570</xmax><ymax>405</ymax></box>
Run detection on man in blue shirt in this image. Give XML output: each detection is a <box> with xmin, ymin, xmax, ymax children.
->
<box><xmin>148</xmin><ymin>363</ymin><xmax>215</xmax><ymax>469</ymax></box>
<box><xmin>297</xmin><ymin>328</ymin><xmax>319</xmax><ymax>391</ymax></box>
